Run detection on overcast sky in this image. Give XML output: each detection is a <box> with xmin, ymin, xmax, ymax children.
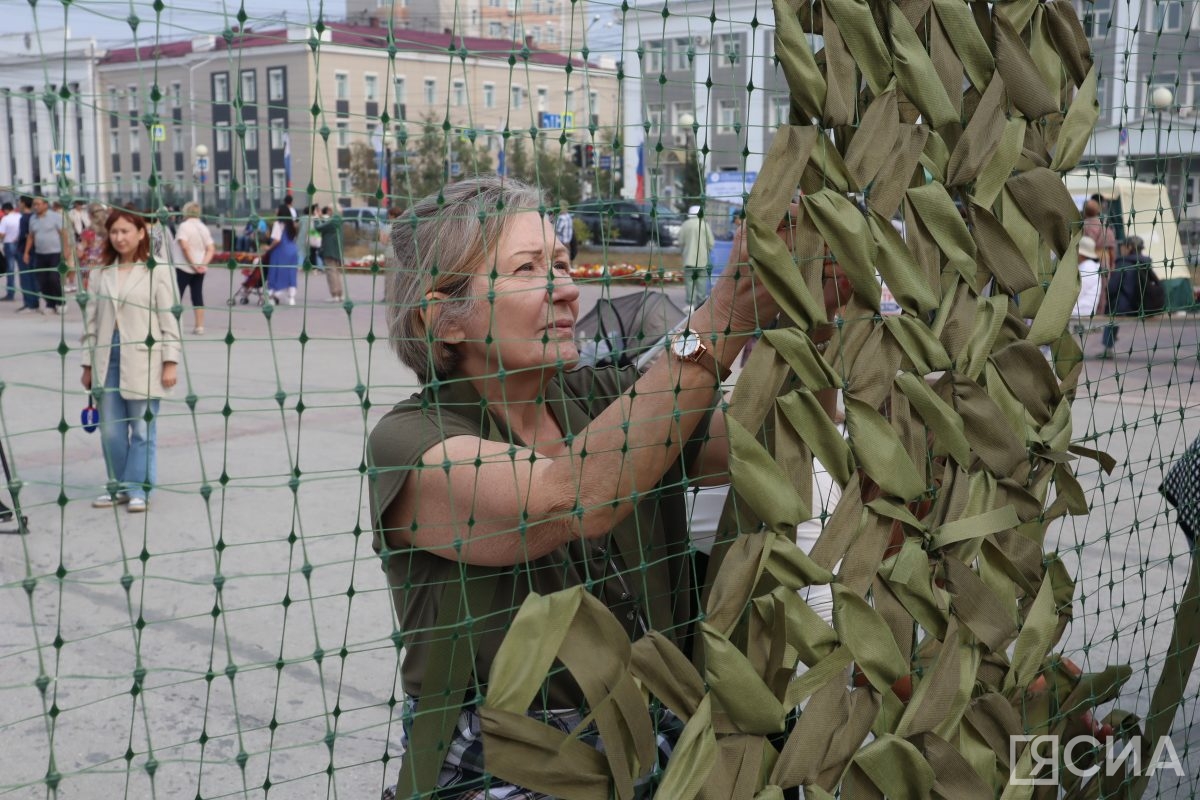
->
<box><xmin>7</xmin><ymin>0</ymin><xmax>626</xmax><ymax>53</ymax></box>
<box><xmin>4</xmin><ymin>1</ymin><xmax>336</xmax><ymax>48</ymax></box>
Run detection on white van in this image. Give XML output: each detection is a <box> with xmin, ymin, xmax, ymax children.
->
<box><xmin>1063</xmin><ymin>170</ymin><xmax>1193</xmax><ymax>307</ymax></box>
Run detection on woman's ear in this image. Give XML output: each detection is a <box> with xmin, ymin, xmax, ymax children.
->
<box><xmin>422</xmin><ymin>291</ymin><xmax>465</xmax><ymax>344</ymax></box>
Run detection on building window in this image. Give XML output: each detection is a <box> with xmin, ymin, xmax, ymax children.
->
<box><xmin>453</xmin><ymin>80</ymin><xmax>466</xmax><ymax>107</ymax></box>
<box><xmin>170</xmin><ymin>82</ymin><xmax>182</xmax><ymax>109</ymax></box>
<box><xmin>1186</xmin><ymin>173</ymin><xmax>1199</xmax><ymax>205</ymax></box>
<box><xmin>365</xmin><ymin>74</ymin><xmax>378</xmax><ymax>101</ymax></box>
<box><xmin>271</xmin><ymin>168</ymin><xmax>287</xmax><ymax>203</ymax></box>
<box><xmin>424</xmin><ymin>78</ymin><xmax>437</xmax><ymax>104</ymax></box>
<box><xmin>1151</xmin><ymin>0</ymin><xmax>1186</xmax><ymax>31</ymax></box>
<box><xmin>109</xmin><ymin>130</ymin><xmax>119</xmax><ymax>158</ymax></box>
<box><xmin>1188</xmin><ymin>69</ymin><xmax>1200</xmax><ymax>109</ymax></box>
<box><xmin>336</xmin><ymin>119</ymin><xmax>349</xmax><ymax>147</ymax></box>
<box><xmin>216</xmin><ymin>122</ymin><xmax>231</xmax><ymax>152</ymax></box>
<box><xmin>127</xmin><ymin>86</ymin><xmax>139</xmax><ymax>115</ymax></box>
<box><xmin>335</xmin><ymin>72</ymin><xmax>349</xmax><ymax>101</ymax></box>
<box><xmin>1081</xmin><ymin>0</ymin><xmax>1113</xmax><ymax>38</ymax></box>
<box><xmin>771</xmin><ymin>96</ymin><xmax>790</xmax><ymax>127</ymax></box>
<box><xmin>644</xmin><ymin>40</ymin><xmax>663</xmax><ymax>74</ymax></box>
<box><xmin>671</xmin><ymin>38</ymin><xmax>691</xmax><ymax>71</ymax></box>
<box><xmin>245</xmin><ymin>125</ymin><xmax>259</xmax><ymax>151</ymax></box>
<box><xmin>245</xmin><ymin>168</ymin><xmax>260</xmax><ymax>206</ymax></box>
<box><xmin>172</xmin><ymin>125</ymin><xmax>183</xmax><ymax>154</ymax></box>
<box><xmin>128</xmin><ymin>129</ymin><xmax>139</xmax><ymax>154</ymax></box>
<box><xmin>108</xmin><ymin>87</ymin><xmax>119</xmax><ymax>115</ymax></box>
<box><xmin>268</xmin><ymin>68</ymin><xmax>286</xmax><ymax>102</ymax></box>
<box><xmin>589</xmin><ymin>90</ymin><xmax>599</xmax><ymax>117</ymax></box>
<box><xmin>240</xmin><ymin>70</ymin><xmax>257</xmax><ymax>103</ymax></box>
<box><xmin>483</xmin><ymin>82</ymin><xmax>496</xmax><ymax>108</ymax></box>
<box><xmin>511</xmin><ymin>85</ymin><xmax>524</xmax><ymax>109</ymax></box>
<box><xmin>565</xmin><ymin>89</ymin><xmax>575</xmax><ymax>114</ymax></box>
<box><xmin>536</xmin><ymin>86</ymin><xmax>548</xmax><ymax>111</ymax></box>
<box><xmin>213</xmin><ymin>73</ymin><xmax>229</xmax><ymax>103</ymax></box>
<box><xmin>337</xmin><ymin>169</ymin><xmax>352</xmax><ymax>197</ymax></box>
<box><xmin>715</xmin><ymin>33</ymin><xmax>743</xmax><ymax>65</ymax></box>
<box><xmin>489</xmin><ymin>21</ymin><xmax>503</xmax><ymax>36</ymax></box>
<box><xmin>394</xmin><ymin>77</ymin><xmax>407</xmax><ymax>105</ymax></box>
<box><xmin>217</xmin><ymin>168</ymin><xmax>231</xmax><ymax>201</ymax></box>
<box><xmin>646</xmin><ymin>104</ymin><xmax>663</xmax><ymax>135</ymax></box>
<box><xmin>717</xmin><ymin>99</ymin><xmax>739</xmax><ymax>134</ymax></box>
<box><xmin>270</xmin><ymin>119</ymin><xmax>286</xmax><ymax>150</ymax></box>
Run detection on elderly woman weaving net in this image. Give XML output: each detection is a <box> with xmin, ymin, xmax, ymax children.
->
<box><xmin>368</xmin><ymin>176</ymin><xmax>799</xmax><ymax>798</ymax></box>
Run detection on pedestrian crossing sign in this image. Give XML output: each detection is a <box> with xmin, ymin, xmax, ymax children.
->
<box><xmin>52</xmin><ymin>152</ymin><xmax>72</xmax><ymax>173</ymax></box>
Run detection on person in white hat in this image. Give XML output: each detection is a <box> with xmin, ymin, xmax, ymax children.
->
<box><xmin>678</xmin><ymin>204</ymin><xmax>715</xmax><ymax>306</ymax></box>
<box><xmin>1074</xmin><ymin>235</ymin><xmax>1103</xmax><ymax>319</ymax></box>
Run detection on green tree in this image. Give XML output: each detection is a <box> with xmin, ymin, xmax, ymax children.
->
<box><xmin>392</xmin><ymin>113</ymin><xmax>494</xmax><ymax>202</ymax></box>
<box><xmin>348</xmin><ymin>141</ymin><xmax>381</xmax><ymax>203</ymax></box>
<box><xmin>680</xmin><ymin>143</ymin><xmax>705</xmax><ymax>212</ymax></box>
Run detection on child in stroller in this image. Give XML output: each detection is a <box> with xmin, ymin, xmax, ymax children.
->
<box><xmin>229</xmin><ymin>260</ymin><xmax>267</xmax><ymax>306</ymax></box>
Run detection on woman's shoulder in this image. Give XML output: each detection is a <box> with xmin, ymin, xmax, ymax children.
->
<box><xmin>369</xmin><ymin>392</ymin><xmax>481</xmax><ymax>467</ymax></box>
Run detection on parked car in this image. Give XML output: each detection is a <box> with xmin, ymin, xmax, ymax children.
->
<box><xmin>574</xmin><ymin>200</ymin><xmax>684</xmax><ymax>247</ymax></box>
<box><xmin>339</xmin><ymin>206</ymin><xmax>386</xmax><ymax>231</ymax></box>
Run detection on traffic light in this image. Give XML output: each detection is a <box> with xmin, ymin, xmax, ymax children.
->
<box><xmin>584</xmin><ymin>144</ymin><xmax>596</xmax><ymax>168</ymax></box>
<box><xmin>572</xmin><ymin>144</ymin><xmax>583</xmax><ymax>167</ymax></box>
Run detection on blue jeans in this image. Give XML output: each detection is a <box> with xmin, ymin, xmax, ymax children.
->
<box><xmin>18</xmin><ymin>248</ymin><xmax>39</xmax><ymax>308</ymax></box>
<box><xmin>2</xmin><ymin>242</ymin><xmax>18</xmax><ymax>299</ymax></box>
<box><xmin>1103</xmin><ymin>323</ymin><xmax>1119</xmax><ymax>350</ymax></box>
<box><xmin>98</xmin><ymin>332</ymin><xmax>159</xmax><ymax>501</ymax></box>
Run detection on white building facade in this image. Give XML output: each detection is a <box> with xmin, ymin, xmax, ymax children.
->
<box><xmin>0</xmin><ymin>29</ymin><xmax>104</xmax><ymax>201</ymax></box>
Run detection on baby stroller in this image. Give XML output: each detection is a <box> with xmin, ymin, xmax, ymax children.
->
<box><xmin>229</xmin><ymin>260</ymin><xmax>266</xmax><ymax>306</ymax></box>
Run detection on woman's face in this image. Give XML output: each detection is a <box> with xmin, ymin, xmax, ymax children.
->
<box><xmin>450</xmin><ymin>211</ymin><xmax>580</xmax><ymax>376</ymax></box>
<box><xmin>109</xmin><ymin>217</ymin><xmax>145</xmax><ymax>262</ymax></box>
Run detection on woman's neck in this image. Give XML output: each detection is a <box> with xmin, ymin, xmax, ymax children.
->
<box><xmin>470</xmin><ymin>368</ymin><xmax>561</xmax><ymax>445</ymax></box>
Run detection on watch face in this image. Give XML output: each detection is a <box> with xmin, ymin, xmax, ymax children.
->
<box><xmin>674</xmin><ymin>332</ymin><xmax>701</xmax><ymax>358</ymax></box>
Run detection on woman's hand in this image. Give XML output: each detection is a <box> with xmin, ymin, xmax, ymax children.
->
<box><xmin>702</xmin><ymin>204</ymin><xmax>798</xmax><ymax>336</ymax></box>
<box><xmin>81</xmin><ymin>366</ymin><xmax>92</xmax><ymax>390</ymax></box>
<box><xmin>162</xmin><ymin>362</ymin><xmax>178</xmax><ymax>390</ymax></box>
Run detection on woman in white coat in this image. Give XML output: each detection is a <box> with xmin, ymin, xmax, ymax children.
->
<box><xmin>81</xmin><ymin>210</ymin><xmax>181</xmax><ymax>512</ymax></box>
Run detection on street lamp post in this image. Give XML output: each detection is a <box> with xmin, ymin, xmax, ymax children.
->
<box><xmin>193</xmin><ymin>144</ymin><xmax>209</xmax><ymax>207</ymax></box>
<box><xmin>1150</xmin><ymin>86</ymin><xmax>1174</xmax><ymax>188</ymax></box>
<box><xmin>678</xmin><ymin>112</ymin><xmax>696</xmax><ymax>208</ymax></box>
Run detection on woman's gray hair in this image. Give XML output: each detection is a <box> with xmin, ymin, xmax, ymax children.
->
<box><xmin>385</xmin><ymin>175</ymin><xmax>547</xmax><ymax>383</ymax></box>
<box><xmin>1124</xmin><ymin>235</ymin><xmax>1145</xmax><ymax>253</ymax></box>
<box><xmin>182</xmin><ymin>201</ymin><xmax>203</xmax><ymax>218</ymax></box>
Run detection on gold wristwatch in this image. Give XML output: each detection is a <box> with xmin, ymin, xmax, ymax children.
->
<box><xmin>669</xmin><ymin>329</ymin><xmax>732</xmax><ymax>381</ymax></box>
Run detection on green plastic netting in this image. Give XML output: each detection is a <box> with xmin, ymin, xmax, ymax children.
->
<box><xmin>0</xmin><ymin>0</ymin><xmax>1197</xmax><ymax>797</ymax></box>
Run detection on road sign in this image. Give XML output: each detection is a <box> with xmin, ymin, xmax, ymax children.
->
<box><xmin>539</xmin><ymin>112</ymin><xmax>562</xmax><ymax>129</ymax></box>
<box><xmin>599</xmin><ymin>155</ymin><xmax>612</xmax><ymax>170</ymax></box>
<box><xmin>450</xmin><ymin>161</ymin><xmax>462</xmax><ymax>177</ymax></box>
<box><xmin>52</xmin><ymin>152</ymin><xmax>72</xmax><ymax>173</ymax></box>
<box><xmin>195</xmin><ymin>157</ymin><xmax>209</xmax><ymax>172</ymax></box>
<box><xmin>151</xmin><ymin>123</ymin><xmax>166</xmax><ymax>142</ymax></box>
<box><xmin>563</xmin><ymin>112</ymin><xmax>575</xmax><ymax>132</ymax></box>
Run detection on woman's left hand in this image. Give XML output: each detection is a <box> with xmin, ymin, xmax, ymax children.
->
<box><xmin>162</xmin><ymin>361</ymin><xmax>178</xmax><ymax>390</ymax></box>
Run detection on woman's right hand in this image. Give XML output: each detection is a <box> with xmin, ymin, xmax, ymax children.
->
<box><xmin>81</xmin><ymin>366</ymin><xmax>92</xmax><ymax>390</ymax></box>
<box><xmin>702</xmin><ymin>205</ymin><xmax>797</xmax><ymax>336</ymax></box>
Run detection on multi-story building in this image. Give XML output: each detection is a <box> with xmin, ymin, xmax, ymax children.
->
<box><xmin>0</xmin><ymin>29</ymin><xmax>104</xmax><ymax>200</ymax></box>
<box><xmin>618</xmin><ymin>1</ymin><xmax>789</xmax><ymax>205</ymax></box>
<box><xmin>95</xmin><ymin>22</ymin><xmax>617</xmax><ymax>213</ymax></box>
<box><xmin>347</xmin><ymin>0</ymin><xmax>590</xmax><ymax>52</ymax></box>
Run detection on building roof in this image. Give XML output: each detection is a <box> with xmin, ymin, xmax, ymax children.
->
<box><xmin>99</xmin><ymin>22</ymin><xmax>591</xmax><ymax>69</ymax></box>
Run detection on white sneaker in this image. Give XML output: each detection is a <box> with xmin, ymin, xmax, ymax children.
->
<box><xmin>287</xmin><ymin>297</ymin><xmax>296</xmax><ymax>306</ymax></box>
<box><xmin>93</xmin><ymin>492</ymin><xmax>130</xmax><ymax>508</ymax></box>
<box><xmin>127</xmin><ymin>497</ymin><xmax>148</xmax><ymax>513</ymax></box>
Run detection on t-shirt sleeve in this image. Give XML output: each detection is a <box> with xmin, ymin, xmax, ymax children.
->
<box><xmin>366</xmin><ymin>400</ymin><xmax>481</xmax><ymax>550</ymax></box>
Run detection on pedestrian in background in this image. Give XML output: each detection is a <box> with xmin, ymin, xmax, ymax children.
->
<box><xmin>316</xmin><ymin>206</ymin><xmax>345</xmax><ymax>303</ymax></box>
<box><xmin>678</xmin><ymin>204</ymin><xmax>715</xmax><ymax>307</ymax></box>
<box><xmin>0</xmin><ymin>201</ymin><xmax>19</xmax><ymax>301</ymax></box>
<box><xmin>554</xmin><ymin>202</ymin><xmax>577</xmax><ymax>261</ymax></box>
<box><xmin>80</xmin><ymin>210</ymin><xmax>180</xmax><ymax>513</ymax></box>
<box><xmin>263</xmin><ymin>205</ymin><xmax>300</xmax><ymax>306</ymax></box>
<box><xmin>175</xmin><ymin>202</ymin><xmax>215</xmax><ymax>335</ymax></box>
<box><xmin>22</xmin><ymin>196</ymin><xmax>68</xmax><ymax>315</ymax></box>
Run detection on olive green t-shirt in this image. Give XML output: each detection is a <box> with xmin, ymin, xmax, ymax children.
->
<box><xmin>367</xmin><ymin>365</ymin><xmax>711</xmax><ymax>709</ymax></box>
